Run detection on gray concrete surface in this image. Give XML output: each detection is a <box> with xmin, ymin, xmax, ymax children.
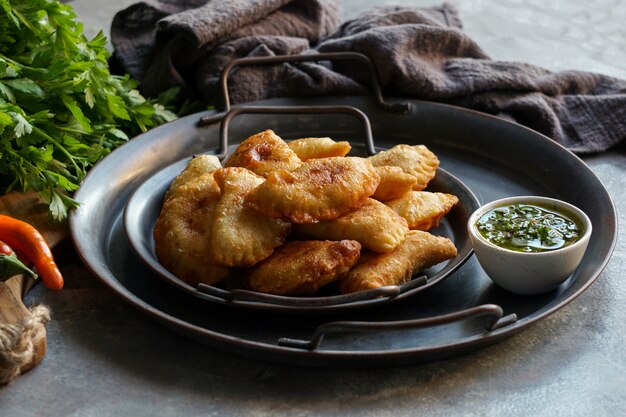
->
<box><xmin>2</xmin><ymin>1</ymin><xmax>626</xmax><ymax>416</ymax></box>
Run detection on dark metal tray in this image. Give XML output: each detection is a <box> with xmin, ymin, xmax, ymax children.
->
<box><xmin>69</xmin><ymin>96</ymin><xmax>617</xmax><ymax>367</ymax></box>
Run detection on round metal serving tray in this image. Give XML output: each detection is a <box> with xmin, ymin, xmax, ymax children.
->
<box><xmin>69</xmin><ymin>96</ymin><xmax>617</xmax><ymax>367</ymax></box>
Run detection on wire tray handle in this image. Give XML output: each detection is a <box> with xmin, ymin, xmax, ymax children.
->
<box><xmin>199</xmin><ymin>51</ymin><xmax>410</xmax><ymax>126</ymax></box>
<box><xmin>217</xmin><ymin>52</ymin><xmax>410</xmax><ymax>114</ymax></box>
<box><xmin>278</xmin><ymin>304</ymin><xmax>518</xmax><ymax>350</ymax></box>
<box><xmin>212</xmin><ymin>104</ymin><xmax>377</xmax><ymax>160</ymax></box>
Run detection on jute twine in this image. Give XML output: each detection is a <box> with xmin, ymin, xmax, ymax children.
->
<box><xmin>0</xmin><ymin>304</ymin><xmax>50</xmax><ymax>385</ymax></box>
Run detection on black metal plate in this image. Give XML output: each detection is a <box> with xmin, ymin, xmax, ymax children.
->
<box><xmin>69</xmin><ymin>96</ymin><xmax>617</xmax><ymax>367</ymax></box>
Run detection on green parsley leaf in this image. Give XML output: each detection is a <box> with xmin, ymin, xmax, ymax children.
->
<box><xmin>10</xmin><ymin>112</ymin><xmax>32</xmax><ymax>137</ymax></box>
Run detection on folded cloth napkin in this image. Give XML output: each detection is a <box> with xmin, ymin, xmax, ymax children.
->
<box><xmin>111</xmin><ymin>1</ymin><xmax>626</xmax><ymax>153</ymax></box>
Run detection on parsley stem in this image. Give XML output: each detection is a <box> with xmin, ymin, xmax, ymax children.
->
<box><xmin>32</xmin><ymin>126</ymin><xmax>82</xmax><ymax>177</ymax></box>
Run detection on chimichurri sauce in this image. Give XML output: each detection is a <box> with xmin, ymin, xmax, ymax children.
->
<box><xmin>476</xmin><ymin>204</ymin><xmax>582</xmax><ymax>252</ymax></box>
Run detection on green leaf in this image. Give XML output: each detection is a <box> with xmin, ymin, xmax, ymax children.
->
<box><xmin>156</xmin><ymin>87</ymin><xmax>181</xmax><ymax>105</ymax></box>
<box><xmin>42</xmin><ymin>188</ymin><xmax>80</xmax><ymax>222</ymax></box>
<box><xmin>87</xmin><ymin>31</ymin><xmax>107</xmax><ymax>54</ymax></box>
<box><xmin>12</xmin><ymin>8</ymin><xmax>38</xmax><ymax>33</ymax></box>
<box><xmin>9</xmin><ymin>112</ymin><xmax>32</xmax><ymax>137</ymax></box>
<box><xmin>108</xmin><ymin>127</ymin><xmax>128</xmax><ymax>140</ymax></box>
<box><xmin>84</xmin><ymin>87</ymin><xmax>95</xmax><ymax>108</ymax></box>
<box><xmin>4</xmin><ymin>78</ymin><xmax>44</xmax><ymax>97</ymax></box>
<box><xmin>0</xmin><ymin>0</ymin><xmax>20</xmax><ymax>28</ymax></box>
<box><xmin>0</xmin><ymin>63</ymin><xmax>19</xmax><ymax>78</ymax></box>
<box><xmin>61</xmin><ymin>94</ymin><xmax>92</xmax><ymax>133</ymax></box>
<box><xmin>29</xmin><ymin>110</ymin><xmax>53</xmax><ymax>121</ymax></box>
<box><xmin>0</xmin><ymin>82</ymin><xmax>15</xmax><ymax>103</ymax></box>
<box><xmin>105</xmin><ymin>93</ymin><xmax>130</xmax><ymax>120</ymax></box>
<box><xmin>0</xmin><ymin>111</ymin><xmax>12</xmax><ymax>127</ymax></box>
<box><xmin>48</xmin><ymin>191</ymin><xmax>68</xmax><ymax>223</ymax></box>
<box><xmin>153</xmin><ymin>104</ymin><xmax>178</xmax><ymax>124</ymax></box>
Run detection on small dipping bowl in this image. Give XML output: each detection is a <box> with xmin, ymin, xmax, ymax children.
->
<box><xmin>468</xmin><ymin>196</ymin><xmax>592</xmax><ymax>295</ymax></box>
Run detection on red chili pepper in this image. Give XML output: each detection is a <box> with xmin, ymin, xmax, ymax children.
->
<box><xmin>0</xmin><ymin>215</ymin><xmax>63</xmax><ymax>290</ymax></box>
<box><xmin>0</xmin><ymin>240</ymin><xmax>13</xmax><ymax>256</ymax></box>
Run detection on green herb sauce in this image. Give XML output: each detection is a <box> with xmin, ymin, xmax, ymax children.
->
<box><xmin>476</xmin><ymin>204</ymin><xmax>582</xmax><ymax>252</ymax></box>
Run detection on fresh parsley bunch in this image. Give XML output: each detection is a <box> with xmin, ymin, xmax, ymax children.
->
<box><xmin>0</xmin><ymin>0</ymin><xmax>177</xmax><ymax>221</ymax></box>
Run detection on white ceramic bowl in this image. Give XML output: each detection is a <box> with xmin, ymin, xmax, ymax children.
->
<box><xmin>467</xmin><ymin>196</ymin><xmax>592</xmax><ymax>295</ymax></box>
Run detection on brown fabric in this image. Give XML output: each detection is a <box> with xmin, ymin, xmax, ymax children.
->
<box><xmin>111</xmin><ymin>1</ymin><xmax>626</xmax><ymax>153</ymax></box>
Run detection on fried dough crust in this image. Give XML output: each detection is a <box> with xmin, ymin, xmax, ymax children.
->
<box><xmin>165</xmin><ymin>154</ymin><xmax>222</xmax><ymax>201</ymax></box>
<box><xmin>368</xmin><ymin>144</ymin><xmax>439</xmax><ymax>191</ymax></box>
<box><xmin>288</xmin><ymin>137</ymin><xmax>351</xmax><ymax>161</ymax></box>
<box><xmin>386</xmin><ymin>191</ymin><xmax>459</xmax><ymax>230</ymax></box>
<box><xmin>372</xmin><ymin>166</ymin><xmax>419</xmax><ymax>201</ymax></box>
<box><xmin>246</xmin><ymin>157</ymin><xmax>380</xmax><ymax>223</ymax></box>
<box><xmin>246</xmin><ymin>240</ymin><xmax>361</xmax><ymax>296</ymax></box>
<box><xmin>153</xmin><ymin>171</ymin><xmax>229</xmax><ymax>286</ymax></box>
<box><xmin>338</xmin><ymin>230</ymin><xmax>457</xmax><ymax>294</ymax></box>
<box><xmin>294</xmin><ymin>199</ymin><xmax>408</xmax><ymax>253</ymax></box>
<box><xmin>224</xmin><ymin>130</ymin><xmax>301</xmax><ymax>177</ymax></box>
<box><xmin>210</xmin><ymin>168</ymin><xmax>291</xmax><ymax>267</ymax></box>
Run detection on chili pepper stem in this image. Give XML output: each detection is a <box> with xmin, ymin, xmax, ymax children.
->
<box><xmin>0</xmin><ymin>253</ymin><xmax>38</xmax><ymax>282</ymax></box>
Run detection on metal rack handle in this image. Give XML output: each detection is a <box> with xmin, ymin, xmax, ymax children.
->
<box><xmin>198</xmin><ymin>52</ymin><xmax>410</xmax><ymax>126</ymax></box>
<box><xmin>210</xmin><ymin>104</ymin><xmax>377</xmax><ymax>160</ymax></box>
<box><xmin>196</xmin><ymin>275</ymin><xmax>428</xmax><ymax>308</ymax></box>
<box><xmin>278</xmin><ymin>304</ymin><xmax>518</xmax><ymax>350</ymax></box>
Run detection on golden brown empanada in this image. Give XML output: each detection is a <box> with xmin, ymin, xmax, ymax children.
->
<box><xmin>338</xmin><ymin>230</ymin><xmax>457</xmax><ymax>294</ymax></box>
<box><xmin>372</xmin><ymin>166</ymin><xmax>418</xmax><ymax>201</ymax></box>
<box><xmin>288</xmin><ymin>137</ymin><xmax>351</xmax><ymax>161</ymax></box>
<box><xmin>246</xmin><ymin>157</ymin><xmax>380</xmax><ymax>223</ymax></box>
<box><xmin>385</xmin><ymin>191</ymin><xmax>459</xmax><ymax>230</ymax></box>
<box><xmin>246</xmin><ymin>240</ymin><xmax>361</xmax><ymax>296</ymax></box>
<box><xmin>223</xmin><ymin>130</ymin><xmax>301</xmax><ymax>177</ymax></box>
<box><xmin>294</xmin><ymin>199</ymin><xmax>408</xmax><ymax>253</ymax></box>
<box><xmin>368</xmin><ymin>144</ymin><xmax>439</xmax><ymax>190</ymax></box>
<box><xmin>165</xmin><ymin>154</ymin><xmax>222</xmax><ymax>201</ymax></box>
<box><xmin>210</xmin><ymin>168</ymin><xmax>291</xmax><ymax>267</ymax></box>
<box><xmin>154</xmin><ymin>171</ymin><xmax>230</xmax><ymax>286</ymax></box>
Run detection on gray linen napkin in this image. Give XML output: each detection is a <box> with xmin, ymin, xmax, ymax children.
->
<box><xmin>111</xmin><ymin>1</ymin><xmax>626</xmax><ymax>153</ymax></box>
<box><xmin>111</xmin><ymin>0</ymin><xmax>342</xmax><ymax>98</ymax></box>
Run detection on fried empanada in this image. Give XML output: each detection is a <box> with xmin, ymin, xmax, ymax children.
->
<box><xmin>224</xmin><ymin>129</ymin><xmax>301</xmax><ymax>177</ymax></box>
<box><xmin>385</xmin><ymin>191</ymin><xmax>459</xmax><ymax>231</ymax></box>
<box><xmin>294</xmin><ymin>199</ymin><xmax>408</xmax><ymax>253</ymax></box>
<box><xmin>164</xmin><ymin>154</ymin><xmax>222</xmax><ymax>201</ymax></box>
<box><xmin>368</xmin><ymin>144</ymin><xmax>439</xmax><ymax>190</ymax></box>
<box><xmin>372</xmin><ymin>166</ymin><xmax>418</xmax><ymax>201</ymax></box>
<box><xmin>210</xmin><ymin>168</ymin><xmax>291</xmax><ymax>267</ymax></box>
<box><xmin>338</xmin><ymin>230</ymin><xmax>457</xmax><ymax>294</ymax></box>
<box><xmin>288</xmin><ymin>137</ymin><xmax>351</xmax><ymax>161</ymax></box>
<box><xmin>246</xmin><ymin>157</ymin><xmax>380</xmax><ymax>223</ymax></box>
<box><xmin>154</xmin><ymin>171</ymin><xmax>230</xmax><ymax>286</ymax></box>
<box><xmin>246</xmin><ymin>240</ymin><xmax>361</xmax><ymax>296</ymax></box>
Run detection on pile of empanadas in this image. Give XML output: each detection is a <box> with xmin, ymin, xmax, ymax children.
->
<box><xmin>153</xmin><ymin>130</ymin><xmax>459</xmax><ymax>296</ymax></box>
